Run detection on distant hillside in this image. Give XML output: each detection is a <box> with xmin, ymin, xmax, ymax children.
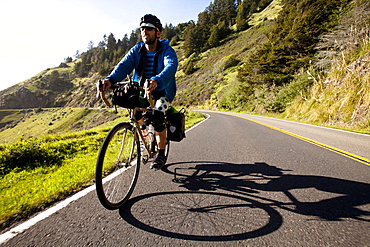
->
<box><xmin>0</xmin><ymin>108</ymin><xmax>120</xmax><ymax>143</ymax></box>
<box><xmin>0</xmin><ymin>0</ymin><xmax>368</xmax><ymax>132</ymax></box>
<box><xmin>0</xmin><ymin>66</ymin><xmax>101</xmax><ymax>109</ymax></box>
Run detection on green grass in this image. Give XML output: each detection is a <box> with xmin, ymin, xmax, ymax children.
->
<box><xmin>0</xmin><ymin>109</ymin><xmax>207</xmax><ymax>229</ymax></box>
<box><xmin>248</xmin><ymin>0</ymin><xmax>283</xmax><ymax>26</ymax></box>
<box><xmin>184</xmin><ymin>110</ymin><xmax>207</xmax><ymax>129</ymax></box>
<box><xmin>0</xmin><ymin>130</ymin><xmax>106</xmax><ymax>228</ymax></box>
<box><xmin>0</xmin><ymin>153</ymin><xmax>98</xmax><ymax>226</ymax></box>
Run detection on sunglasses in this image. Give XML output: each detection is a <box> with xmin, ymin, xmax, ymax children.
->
<box><xmin>141</xmin><ymin>27</ymin><xmax>156</xmax><ymax>31</ymax></box>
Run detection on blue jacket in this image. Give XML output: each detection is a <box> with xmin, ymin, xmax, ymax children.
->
<box><xmin>105</xmin><ymin>39</ymin><xmax>178</xmax><ymax>102</ymax></box>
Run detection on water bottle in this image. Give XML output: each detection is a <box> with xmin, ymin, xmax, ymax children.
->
<box><xmin>148</xmin><ymin>124</ymin><xmax>155</xmax><ymax>143</ymax></box>
<box><xmin>141</xmin><ymin>125</ymin><xmax>151</xmax><ymax>144</ymax></box>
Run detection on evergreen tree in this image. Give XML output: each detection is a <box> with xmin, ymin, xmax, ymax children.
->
<box><xmin>162</xmin><ymin>23</ymin><xmax>178</xmax><ymax>41</ymax></box>
<box><xmin>121</xmin><ymin>34</ymin><xmax>129</xmax><ymax>52</ymax></box>
<box><xmin>236</xmin><ymin>0</ymin><xmax>252</xmax><ymax>31</ymax></box>
<box><xmin>98</xmin><ymin>34</ymin><xmax>107</xmax><ymax>49</ymax></box>
<box><xmin>64</xmin><ymin>57</ymin><xmax>73</xmax><ymax>63</ymax></box>
<box><xmin>208</xmin><ymin>25</ymin><xmax>220</xmax><ymax>48</ymax></box>
<box><xmin>129</xmin><ymin>30</ymin><xmax>138</xmax><ymax>48</ymax></box>
<box><xmin>209</xmin><ymin>0</ymin><xmax>238</xmax><ymax>26</ymax></box>
<box><xmin>74</xmin><ymin>50</ymin><xmax>81</xmax><ymax>60</ymax></box>
<box><xmin>183</xmin><ymin>21</ymin><xmax>204</xmax><ymax>57</ymax></box>
<box><xmin>87</xmin><ymin>40</ymin><xmax>94</xmax><ymax>50</ymax></box>
<box><xmin>107</xmin><ymin>33</ymin><xmax>117</xmax><ymax>51</ymax></box>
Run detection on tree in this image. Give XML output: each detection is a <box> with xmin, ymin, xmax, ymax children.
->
<box><xmin>208</xmin><ymin>0</ymin><xmax>238</xmax><ymax>27</ymax></box>
<box><xmin>121</xmin><ymin>34</ymin><xmax>129</xmax><ymax>52</ymax></box>
<box><xmin>236</xmin><ymin>0</ymin><xmax>252</xmax><ymax>31</ymax></box>
<box><xmin>107</xmin><ymin>33</ymin><xmax>117</xmax><ymax>51</ymax></box>
<box><xmin>183</xmin><ymin>21</ymin><xmax>204</xmax><ymax>57</ymax></box>
<box><xmin>128</xmin><ymin>30</ymin><xmax>138</xmax><ymax>48</ymax></box>
<box><xmin>74</xmin><ymin>50</ymin><xmax>81</xmax><ymax>60</ymax></box>
<box><xmin>98</xmin><ymin>34</ymin><xmax>107</xmax><ymax>50</ymax></box>
<box><xmin>87</xmin><ymin>40</ymin><xmax>94</xmax><ymax>50</ymax></box>
<box><xmin>64</xmin><ymin>57</ymin><xmax>73</xmax><ymax>63</ymax></box>
<box><xmin>162</xmin><ymin>23</ymin><xmax>178</xmax><ymax>41</ymax></box>
<box><xmin>208</xmin><ymin>25</ymin><xmax>220</xmax><ymax>48</ymax></box>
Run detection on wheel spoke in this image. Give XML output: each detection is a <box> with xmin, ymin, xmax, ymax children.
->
<box><xmin>95</xmin><ymin>123</ymin><xmax>141</xmax><ymax>209</ymax></box>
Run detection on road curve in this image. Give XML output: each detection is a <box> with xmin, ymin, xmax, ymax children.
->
<box><xmin>1</xmin><ymin>111</ymin><xmax>369</xmax><ymax>246</ymax></box>
<box><xmin>214</xmin><ymin>111</ymin><xmax>369</xmax><ymax>161</ymax></box>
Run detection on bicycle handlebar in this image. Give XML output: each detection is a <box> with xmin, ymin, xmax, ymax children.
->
<box><xmin>96</xmin><ymin>79</ymin><xmax>154</xmax><ymax>108</ymax></box>
<box><xmin>96</xmin><ymin>80</ymin><xmax>112</xmax><ymax>107</ymax></box>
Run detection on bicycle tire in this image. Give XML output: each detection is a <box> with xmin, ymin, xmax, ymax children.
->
<box><xmin>95</xmin><ymin>122</ymin><xmax>141</xmax><ymax>210</ymax></box>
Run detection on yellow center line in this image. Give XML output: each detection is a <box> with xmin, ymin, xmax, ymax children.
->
<box><xmin>219</xmin><ymin>112</ymin><xmax>370</xmax><ymax>166</ymax></box>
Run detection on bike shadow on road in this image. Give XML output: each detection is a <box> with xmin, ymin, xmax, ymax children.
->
<box><xmin>119</xmin><ymin>161</ymin><xmax>370</xmax><ymax>241</ymax></box>
<box><xmin>164</xmin><ymin>161</ymin><xmax>370</xmax><ymax>222</ymax></box>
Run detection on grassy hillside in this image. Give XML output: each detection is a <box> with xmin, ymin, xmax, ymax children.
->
<box><xmin>284</xmin><ymin>32</ymin><xmax>370</xmax><ymax>132</ymax></box>
<box><xmin>282</xmin><ymin>0</ymin><xmax>370</xmax><ymax>132</ymax></box>
<box><xmin>0</xmin><ymin>108</ymin><xmax>120</xmax><ymax>143</ymax></box>
<box><xmin>0</xmin><ymin>0</ymin><xmax>369</xmax><ymax>131</ymax></box>
<box><xmin>174</xmin><ymin>0</ymin><xmax>369</xmax><ymax>133</ymax></box>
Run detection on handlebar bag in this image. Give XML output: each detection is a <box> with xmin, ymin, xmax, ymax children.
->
<box><xmin>112</xmin><ymin>85</ymin><xmax>146</xmax><ymax>109</ymax></box>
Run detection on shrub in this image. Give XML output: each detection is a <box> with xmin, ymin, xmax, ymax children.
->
<box><xmin>170</xmin><ymin>35</ymin><xmax>179</xmax><ymax>46</ymax></box>
<box><xmin>0</xmin><ymin>132</ymin><xmax>103</xmax><ymax>176</ymax></box>
<box><xmin>183</xmin><ymin>53</ymin><xmax>200</xmax><ymax>75</ymax></box>
<box><xmin>223</xmin><ymin>55</ymin><xmax>240</xmax><ymax>70</ymax></box>
<box><xmin>269</xmin><ymin>69</ymin><xmax>315</xmax><ymax>112</ymax></box>
<box><xmin>0</xmin><ymin>140</ymin><xmax>63</xmax><ymax>175</ymax></box>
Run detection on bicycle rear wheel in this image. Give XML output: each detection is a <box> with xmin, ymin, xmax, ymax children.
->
<box><xmin>96</xmin><ymin>122</ymin><xmax>140</xmax><ymax>209</ymax></box>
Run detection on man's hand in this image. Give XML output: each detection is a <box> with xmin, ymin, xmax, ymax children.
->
<box><xmin>101</xmin><ymin>79</ymin><xmax>113</xmax><ymax>92</ymax></box>
<box><xmin>144</xmin><ymin>79</ymin><xmax>158</xmax><ymax>92</ymax></box>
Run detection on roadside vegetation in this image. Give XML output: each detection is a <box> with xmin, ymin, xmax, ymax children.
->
<box><xmin>0</xmin><ymin>108</ymin><xmax>206</xmax><ymax>229</ymax></box>
<box><xmin>283</xmin><ymin>1</ymin><xmax>370</xmax><ymax>132</ymax></box>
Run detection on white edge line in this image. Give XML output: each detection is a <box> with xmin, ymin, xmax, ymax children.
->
<box><xmin>0</xmin><ymin>185</ymin><xmax>96</xmax><ymax>244</ymax></box>
<box><xmin>0</xmin><ymin>112</ymin><xmax>211</xmax><ymax>244</ymax></box>
<box><xmin>185</xmin><ymin>113</ymin><xmax>210</xmax><ymax>133</ymax></box>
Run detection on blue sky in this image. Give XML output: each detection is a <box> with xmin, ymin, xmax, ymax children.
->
<box><xmin>0</xmin><ymin>0</ymin><xmax>211</xmax><ymax>91</ymax></box>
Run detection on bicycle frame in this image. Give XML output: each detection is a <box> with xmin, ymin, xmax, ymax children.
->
<box><xmin>95</xmin><ymin>79</ymin><xmax>171</xmax><ymax>209</ymax></box>
<box><xmin>97</xmin><ymin>78</ymin><xmax>165</xmax><ymax>161</ymax></box>
<box><xmin>131</xmin><ymin>106</ymin><xmax>158</xmax><ymax>160</ymax></box>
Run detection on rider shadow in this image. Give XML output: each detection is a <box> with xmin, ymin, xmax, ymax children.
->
<box><xmin>164</xmin><ymin>161</ymin><xmax>370</xmax><ymax>222</ymax></box>
<box><xmin>119</xmin><ymin>161</ymin><xmax>370</xmax><ymax>241</ymax></box>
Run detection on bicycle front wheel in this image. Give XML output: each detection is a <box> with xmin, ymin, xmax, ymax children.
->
<box><xmin>96</xmin><ymin>122</ymin><xmax>141</xmax><ymax>209</ymax></box>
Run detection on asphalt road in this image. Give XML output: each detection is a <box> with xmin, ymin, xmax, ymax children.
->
<box><xmin>1</xmin><ymin>111</ymin><xmax>370</xmax><ymax>246</ymax></box>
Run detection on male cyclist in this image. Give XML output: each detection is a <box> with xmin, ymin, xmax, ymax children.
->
<box><xmin>100</xmin><ymin>14</ymin><xmax>178</xmax><ymax>170</ymax></box>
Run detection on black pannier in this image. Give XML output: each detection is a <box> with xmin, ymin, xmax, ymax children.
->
<box><xmin>166</xmin><ymin>108</ymin><xmax>186</xmax><ymax>142</ymax></box>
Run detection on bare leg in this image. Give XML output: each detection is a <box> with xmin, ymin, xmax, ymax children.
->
<box><xmin>156</xmin><ymin>128</ymin><xmax>167</xmax><ymax>150</ymax></box>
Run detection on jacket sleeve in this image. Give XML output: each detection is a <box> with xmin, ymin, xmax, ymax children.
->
<box><xmin>151</xmin><ymin>46</ymin><xmax>178</xmax><ymax>91</ymax></box>
<box><xmin>105</xmin><ymin>46</ymin><xmax>137</xmax><ymax>83</ymax></box>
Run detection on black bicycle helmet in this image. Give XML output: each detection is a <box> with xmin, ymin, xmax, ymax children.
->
<box><xmin>140</xmin><ymin>14</ymin><xmax>162</xmax><ymax>32</ymax></box>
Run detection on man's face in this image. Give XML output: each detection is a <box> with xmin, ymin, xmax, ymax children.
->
<box><xmin>141</xmin><ymin>27</ymin><xmax>160</xmax><ymax>45</ymax></box>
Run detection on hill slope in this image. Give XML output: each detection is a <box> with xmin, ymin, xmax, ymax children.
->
<box><xmin>0</xmin><ymin>0</ymin><xmax>369</xmax><ymax>133</ymax></box>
